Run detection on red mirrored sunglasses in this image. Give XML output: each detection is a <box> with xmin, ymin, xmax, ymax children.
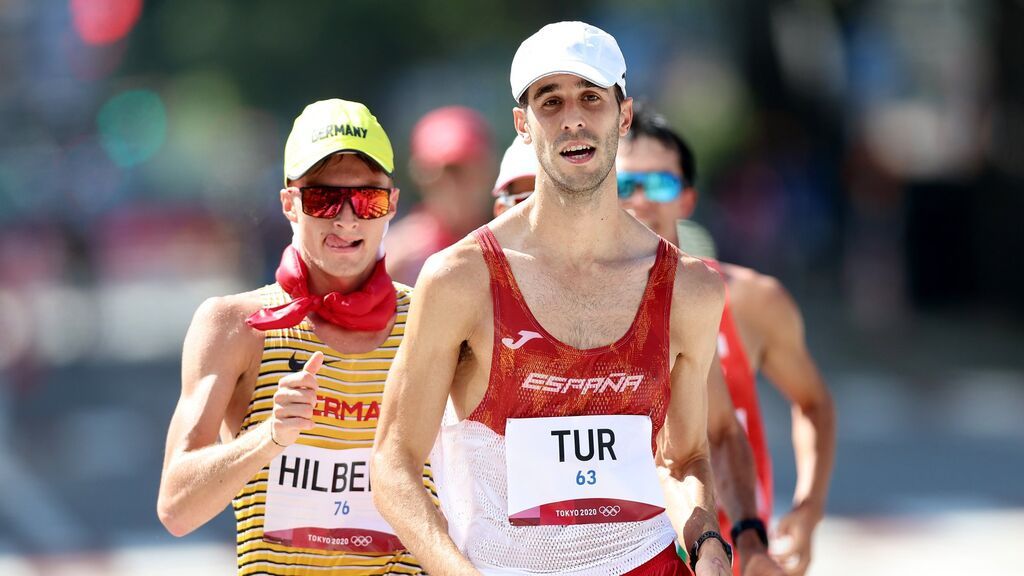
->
<box><xmin>298</xmin><ymin>186</ymin><xmax>393</xmax><ymax>220</ymax></box>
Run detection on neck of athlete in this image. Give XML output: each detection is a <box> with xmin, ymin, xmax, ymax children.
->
<box><xmin>525</xmin><ymin>170</ymin><xmax>626</xmax><ymax>263</ymax></box>
<box><xmin>305</xmin><ymin>260</ymin><xmax>396</xmax><ymax>353</ymax></box>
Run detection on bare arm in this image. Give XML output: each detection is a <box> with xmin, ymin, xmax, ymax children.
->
<box><xmin>756</xmin><ymin>281</ymin><xmax>836</xmax><ymax>576</ymax></box>
<box><xmin>372</xmin><ymin>246</ymin><xmax>485</xmax><ymax>576</ymax></box>
<box><xmin>707</xmin><ymin>355</ymin><xmax>786</xmax><ymax>576</ymax></box>
<box><xmin>156</xmin><ymin>296</ymin><xmax>321</xmax><ymax>537</ymax></box>
<box><xmin>706</xmin><ymin>353</ymin><xmax>758</xmax><ymax>527</ymax></box>
<box><xmin>657</xmin><ymin>257</ymin><xmax>730</xmax><ymax>576</ymax></box>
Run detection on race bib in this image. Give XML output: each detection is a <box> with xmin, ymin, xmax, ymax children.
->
<box><xmin>263</xmin><ymin>445</ymin><xmax>403</xmax><ymax>553</ymax></box>
<box><xmin>505</xmin><ymin>415</ymin><xmax>666</xmax><ymax>526</ymax></box>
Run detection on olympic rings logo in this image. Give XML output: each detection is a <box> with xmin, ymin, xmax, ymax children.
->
<box><xmin>350</xmin><ymin>535</ymin><xmax>373</xmax><ymax>547</ymax></box>
<box><xmin>599</xmin><ymin>506</ymin><xmax>621</xmax><ymax>517</ymax></box>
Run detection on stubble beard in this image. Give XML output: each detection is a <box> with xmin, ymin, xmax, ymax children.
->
<box><xmin>536</xmin><ymin>124</ymin><xmax>620</xmax><ymax>204</ymax></box>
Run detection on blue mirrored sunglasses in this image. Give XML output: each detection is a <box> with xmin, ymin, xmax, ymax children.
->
<box><xmin>616</xmin><ymin>171</ymin><xmax>685</xmax><ymax>202</ymax></box>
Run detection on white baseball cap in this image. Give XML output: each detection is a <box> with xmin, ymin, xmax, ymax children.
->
<box><xmin>492</xmin><ymin>136</ymin><xmax>537</xmax><ymax>196</ymax></box>
<box><xmin>510</xmin><ymin>21</ymin><xmax>627</xmax><ymax>102</ymax></box>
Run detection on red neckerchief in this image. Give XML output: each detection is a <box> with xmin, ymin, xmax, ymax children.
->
<box><xmin>245</xmin><ymin>244</ymin><xmax>396</xmax><ymax>332</ymax></box>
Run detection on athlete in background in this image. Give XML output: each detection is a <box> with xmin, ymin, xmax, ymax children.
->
<box><xmin>618</xmin><ymin>104</ymin><xmax>836</xmax><ymax>576</ymax></box>
<box><xmin>491</xmin><ymin>137</ymin><xmax>537</xmax><ymax>217</ymax></box>
<box><xmin>386</xmin><ymin>106</ymin><xmax>496</xmax><ymax>285</ymax></box>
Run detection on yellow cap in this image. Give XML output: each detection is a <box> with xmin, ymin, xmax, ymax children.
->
<box><xmin>283</xmin><ymin>99</ymin><xmax>394</xmax><ymax>184</ymax></box>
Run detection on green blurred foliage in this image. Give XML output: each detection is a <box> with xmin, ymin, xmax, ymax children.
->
<box><xmin>125</xmin><ymin>0</ymin><xmax>564</xmax><ymax>113</ymax></box>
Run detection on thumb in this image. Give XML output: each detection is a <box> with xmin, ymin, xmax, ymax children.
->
<box><xmin>304</xmin><ymin>351</ymin><xmax>324</xmax><ymax>375</ymax></box>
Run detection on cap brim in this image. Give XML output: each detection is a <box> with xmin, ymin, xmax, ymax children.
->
<box><xmin>514</xmin><ymin>60</ymin><xmax>623</xmax><ymax>101</ymax></box>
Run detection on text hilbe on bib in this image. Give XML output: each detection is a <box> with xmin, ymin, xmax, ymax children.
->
<box><xmin>263</xmin><ymin>445</ymin><xmax>403</xmax><ymax>553</ymax></box>
<box><xmin>505</xmin><ymin>414</ymin><xmax>667</xmax><ymax>526</ymax></box>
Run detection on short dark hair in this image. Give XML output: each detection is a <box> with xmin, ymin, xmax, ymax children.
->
<box><xmin>623</xmin><ymin>102</ymin><xmax>696</xmax><ymax>185</ymax></box>
<box><xmin>517</xmin><ymin>83</ymin><xmax>626</xmax><ymax>109</ymax></box>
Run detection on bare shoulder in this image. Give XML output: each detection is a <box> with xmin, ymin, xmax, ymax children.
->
<box><xmin>409</xmin><ymin>236</ymin><xmax>490</xmax><ymax>333</ymax></box>
<box><xmin>721</xmin><ymin>262</ymin><xmax>799</xmax><ymax>326</ymax></box>
<box><xmin>184</xmin><ymin>289</ymin><xmax>266</xmax><ymax>368</ymax></box>
<box><xmin>721</xmin><ymin>262</ymin><xmax>784</xmax><ymax>302</ymax></box>
<box><xmin>191</xmin><ymin>289</ymin><xmax>264</xmax><ymax>335</ymax></box>
<box><xmin>417</xmin><ymin>236</ymin><xmax>488</xmax><ymax>294</ymax></box>
<box><xmin>675</xmin><ymin>253</ymin><xmax>726</xmax><ymax>309</ymax></box>
<box><xmin>669</xmin><ymin>253</ymin><xmax>725</xmax><ymax>343</ymax></box>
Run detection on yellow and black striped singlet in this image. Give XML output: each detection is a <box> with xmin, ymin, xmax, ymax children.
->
<box><xmin>232</xmin><ymin>282</ymin><xmax>434</xmax><ymax>575</ymax></box>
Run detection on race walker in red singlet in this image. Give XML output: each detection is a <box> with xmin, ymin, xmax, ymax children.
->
<box><xmin>430</xmin><ymin>227</ymin><xmax>687</xmax><ymax>576</ymax></box>
<box><xmin>374</xmin><ymin>21</ymin><xmax>735</xmax><ymax>576</ymax></box>
<box><xmin>619</xmin><ymin>102</ymin><xmax>835</xmax><ymax>575</ymax></box>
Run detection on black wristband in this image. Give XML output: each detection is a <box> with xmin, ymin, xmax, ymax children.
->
<box><xmin>689</xmin><ymin>530</ymin><xmax>733</xmax><ymax>572</ymax></box>
<box><xmin>730</xmin><ymin>517</ymin><xmax>769</xmax><ymax>548</ymax></box>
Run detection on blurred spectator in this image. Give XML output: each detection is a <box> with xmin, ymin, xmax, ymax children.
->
<box><xmin>385</xmin><ymin>106</ymin><xmax>496</xmax><ymax>285</ymax></box>
<box><xmin>492</xmin><ymin>136</ymin><xmax>536</xmax><ymax>217</ymax></box>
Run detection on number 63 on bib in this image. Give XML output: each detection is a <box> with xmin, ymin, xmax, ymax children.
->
<box><xmin>505</xmin><ymin>415</ymin><xmax>667</xmax><ymax>526</ymax></box>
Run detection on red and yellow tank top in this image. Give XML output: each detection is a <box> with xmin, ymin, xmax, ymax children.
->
<box><xmin>704</xmin><ymin>260</ymin><xmax>773</xmax><ymax>559</ymax></box>
<box><xmin>430</xmin><ymin>227</ymin><xmax>679</xmax><ymax>576</ymax></box>
<box><xmin>231</xmin><ymin>282</ymin><xmax>434</xmax><ymax>576</ymax></box>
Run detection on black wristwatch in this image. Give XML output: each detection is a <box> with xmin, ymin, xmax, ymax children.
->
<box><xmin>689</xmin><ymin>530</ymin><xmax>733</xmax><ymax>572</ymax></box>
<box><xmin>730</xmin><ymin>517</ymin><xmax>769</xmax><ymax>548</ymax></box>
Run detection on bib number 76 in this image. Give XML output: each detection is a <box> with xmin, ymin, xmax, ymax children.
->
<box><xmin>334</xmin><ymin>500</ymin><xmax>350</xmax><ymax>515</ymax></box>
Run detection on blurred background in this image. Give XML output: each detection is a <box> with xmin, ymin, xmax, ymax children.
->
<box><xmin>1</xmin><ymin>0</ymin><xmax>1023</xmax><ymax>574</ymax></box>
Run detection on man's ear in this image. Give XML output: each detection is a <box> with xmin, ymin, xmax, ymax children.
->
<box><xmin>281</xmin><ymin>187</ymin><xmax>300</xmax><ymax>223</ymax></box>
<box><xmin>678</xmin><ymin>186</ymin><xmax>697</xmax><ymax>219</ymax></box>
<box><xmin>513</xmin><ymin>106</ymin><xmax>532</xmax><ymax>144</ymax></box>
<box><xmin>618</xmin><ymin>97</ymin><xmax>634</xmax><ymax>137</ymax></box>
<box><xmin>387</xmin><ymin>187</ymin><xmax>400</xmax><ymax>219</ymax></box>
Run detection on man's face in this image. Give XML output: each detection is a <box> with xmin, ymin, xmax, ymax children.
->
<box><xmin>281</xmin><ymin>153</ymin><xmax>398</xmax><ymax>281</ymax></box>
<box><xmin>513</xmin><ymin>74</ymin><xmax>631</xmax><ymax>201</ymax></box>
<box><xmin>616</xmin><ymin>135</ymin><xmax>694</xmax><ymax>244</ymax></box>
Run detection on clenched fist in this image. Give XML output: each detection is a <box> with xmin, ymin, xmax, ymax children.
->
<box><xmin>770</xmin><ymin>502</ymin><xmax>822</xmax><ymax>576</ymax></box>
<box><xmin>268</xmin><ymin>351</ymin><xmax>323</xmax><ymax>447</ymax></box>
